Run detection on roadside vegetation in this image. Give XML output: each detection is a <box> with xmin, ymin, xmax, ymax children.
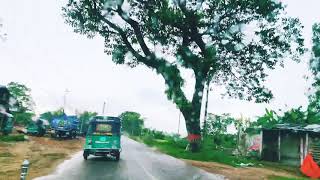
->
<box><xmin>120</xmin><ymin>111</ymin><xmax>309</xmax><ymax>179</ymax></box>
<box><xmin>0</xmin><ymin>134</ymin><xmax>25</xmax><ymax>142</ymax></box>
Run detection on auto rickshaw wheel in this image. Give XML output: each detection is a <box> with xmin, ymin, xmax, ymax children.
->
<box><xmin>83</xmin><ymin>151</ymin><xmax>88</xmax><ymax>160</ymax></box>
<box><xmin>115</xmin><ymin>151</ymin><xmax>120</xmax><ymax>161</ymax></box>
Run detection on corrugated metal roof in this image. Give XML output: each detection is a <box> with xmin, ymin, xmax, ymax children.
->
<box><xmin>264</xmin><ymin>123</ymin><xmax>320</xmax><ymax>133</ymax></box>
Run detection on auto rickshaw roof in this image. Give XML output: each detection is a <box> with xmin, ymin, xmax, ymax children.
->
<box><xmin>89</xmin><ymin>116</ymin><xmax>121</xmax><ymax>124</ymax></box>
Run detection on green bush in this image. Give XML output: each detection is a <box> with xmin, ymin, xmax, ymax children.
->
<box><xmin>153</xmin><ymin>130</ymin><xmax>165</xmax><ymax>140</ymax></box>
<box><xmin>0</xmin><ymin>134</ymin><xmax>26</xmax><ymax>142</ymax></box>
<box><xmin>172</xmin><ymin>138</ymin><xmax>188</xmax><ymax>149</ymax></box>
<box><xmin>141</xmin><ymin>135</ymin><xmax>154</xmax><ymax>145</ymax></box>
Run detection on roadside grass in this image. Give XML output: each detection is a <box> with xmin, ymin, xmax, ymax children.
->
<box><xmin>129</xmin><ymin>134</ymin><xmax>307</xmax><ymax>179</ymax></box>
<box><xmin>268</xmin><ymin>175</ymin><xmax>309</xmax><ymax>180</ymax></box>
<box><xmin>131</xmin><ymin>135</ymin><xmax>254</xmax><ymax>167</ymax></box>
<box><xmin>0</xmin><ymin>134</ymin><xmax>26</xmax><ymax>142</ymax></box>
<box><xmin>0</xmin><ymin>152</ymin><xmax>14</xmax><ymax>157</ymax></box>
<box><xmin>42</xmin><ymin>153</ymin><xmax>67</xmax><ymax>161</ymax></box>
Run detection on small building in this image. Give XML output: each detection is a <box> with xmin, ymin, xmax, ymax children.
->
<box><xmin>261</xmin><ymin>124</ymin><xmax>320</xmax><ymax>166</ymax></box>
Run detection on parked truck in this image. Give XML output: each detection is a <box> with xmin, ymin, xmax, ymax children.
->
<box><xmin>50</xmin><ymin>115</ymin><xmax>79</xmax><ymax>139</ymax></box>
<box><xmin>0</xmin><ymin>85</ymin><xmax>14</xmax><ymax>135</ymax></box>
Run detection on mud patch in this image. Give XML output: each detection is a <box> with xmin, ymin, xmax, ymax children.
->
<box><xmin>0</xmin><ymin>136</ymin><xmax>84</xmax><ymax>180</ymax></box>
<box><xmin>183</xmin><ymin>159</ymin><xmax>300</xmax><ymax>180</ymax></box>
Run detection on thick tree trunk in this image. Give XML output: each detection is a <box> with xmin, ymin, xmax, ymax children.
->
<box><xmin>183</xmin><ymin>76</ymin><xmax>205</xmax><ymax>152</ymax></box>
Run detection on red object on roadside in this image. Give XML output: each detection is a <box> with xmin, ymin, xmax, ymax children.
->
<box><xmin>187</xmin><ymin>134</ymin><xmax>201</xmax><ymax>142</ymax></box>
<box><xmin>300</xmin><ymin>153</ymin><xmax>320</xmax><ymax>179</ymax></box>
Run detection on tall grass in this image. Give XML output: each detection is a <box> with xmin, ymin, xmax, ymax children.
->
<box><xmin>0</xmin><ymin>135</ymin><xmax>26</xmax><ymax>142</ymax></box>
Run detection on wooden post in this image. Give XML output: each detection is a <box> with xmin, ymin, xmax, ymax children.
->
<box><xmin>300</xmin><ymin>136</ymin><xmax>304</xmax><ymax>165</ymax></box>
<box><xmin>278</xmin><ymin>130</ymin><xmax>281</xmax><ymax>161</ymax></box>
<box><xmin>305</xmin><ymin>133</ymin><xmax>309</xmax><ymax>158</ymax></box>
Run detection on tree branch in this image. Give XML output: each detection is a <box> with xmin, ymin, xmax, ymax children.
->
<box><xmin>117</xmin><ymin>7</ymin><xmax>152</xmax><ymax>56</ymax></box>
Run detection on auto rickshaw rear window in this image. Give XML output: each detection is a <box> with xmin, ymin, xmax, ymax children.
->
<box><xmin>92</xmin><ymin>123</ymin><xmax>113</xmax><ymax>135</ymax></box>
<box><xmin>96</xmin><ymin>124</ymin><xmax>111</xmax><ymax>132</ymax></box>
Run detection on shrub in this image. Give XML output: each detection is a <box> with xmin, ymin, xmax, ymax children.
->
<box><xmin>173</xmin><ymin>138</ymin><xmax>188</xmax><ymax>149</ymax></box>
<box><xmin>153</xmin><ymin>130</ymin><xmax>165</xmax><ymax>140</ymax></box>
<box><xmin>0</xmin><ymin>134</ymin><xmax>26</xmax><ymax>142</ymax></box>
<box><xmin>142</xmin><ymin>135</ymin><xmax>154</xmax><ymax>145</ymax></box>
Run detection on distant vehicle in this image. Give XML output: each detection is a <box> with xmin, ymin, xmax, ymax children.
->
<box><xmin>26</xmin><ymin>119</ymin><xmax>49</xmax><ymax>136</ymax></box>
<box><xmin>0</xmin><ymin>86</ymin><xmax>14</xmax><ymax>135</ymax></box>
<box><xmin>50</xmin><ymin>115</ymin><xmax>79</xmax><ymax>139</ymax></box>
<box><xmin>83</xmin><ymin>116</ymin><xmax>121</xmax><ymax>161</ymax></box>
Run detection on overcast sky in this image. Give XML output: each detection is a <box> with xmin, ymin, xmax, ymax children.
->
<box><xmin>0</xmin><ymin>0</ymin><xmax>319</xmax><ymax>135</ymax></box>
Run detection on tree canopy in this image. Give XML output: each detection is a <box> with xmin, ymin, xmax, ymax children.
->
<box><xmin>40</xmin><ymin>108</ymin><xmax>65</xmax><ymax>123</ymax></box>
<box><xmin>309</xmin><ymin>23</ymin><xmax>320</xmax><ymax>112</ymax></box>
<box><xmin>203</xmin><ymin>113</ymin><xmax>234</xmax><ymax>136</ymax></box>
<box><xmin>79</xmin><ymin>111</ymin><xmax>98</xmax><ymax>134</ymax></box>
<box><xmin>119</xmin><ymin>111</ymin><xmax>144</xmax><ymax>136</ymax></box>
<box><xmin>7</xmin><ymin>82</ymin><xmax>34</xmax><ymax>113</ymax></box>
<box><xmin>63</xmin><ymin>0</ymin><xmax>304</xmax><ymax>151</ymax></box>
<box><xmin>7</xmin><ymin>82</ymin><xmax>35</xmax><ymax>125</ymax></box>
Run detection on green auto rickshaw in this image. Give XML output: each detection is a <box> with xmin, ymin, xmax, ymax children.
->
<box><xmin>26</xmin><ymin>119</ymin><xmax>47</xmax><ymax>136</ymax></box>
<box><xmin>83</xmin><ymin>116</ymin><xmax>121</xmax><ymax>161</ymax></box>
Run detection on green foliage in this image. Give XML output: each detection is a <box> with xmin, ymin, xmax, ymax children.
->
<box><xmin>203</xmin><ymin>113</ymin><xmax>234</xmax><ymax>137</ymax></box>
<box><xmin>281</xmin><ymin>107</ymin><xmax>307</xmax><ymax>124</ymax></box>
<box><xmin>254</xmin><ymin>107</ymin><xmax>320</xmax><ymax>128</ymax></box>
<box><xmin>40</xmin><ymin>108</ymin><xmax>65</xmax><ymax>123</ymax></box>
<box><xmin>137</xmin><ymin>133</ymin><xmax>251</xmax><ymax>166</ymax></box>
<box><xmin>268</xmin><ymin>176</ymin><xmax>308</xmax><ymax>180</ymax></box>
<box><xmin>7</xmin><ymin>82</ymin><xmax>34</xmax><ymax>112</ymax></box>
<box><xmin>7</xmin><ymin>82</ymin><xmax>35</xmax><ymax>126</ymax></box>
<box><xmin>254</xmin><ymin>109</ymin><xmax>279</xmax><ymax>128</ymax></box>
<box><xmin>63</xmin><ymin>0</ymin><xmax>305</xmax><ymax>140</ymax></box>
<box><xmin>141</xmin><ymin>134</ymin><xmax>155</xmax><ymax>146</ymax></box>
<box><xmin>142</xmin><ymin>128</ymin><xmax>166</xmax><ymax>139</ymax></box>
<box><xmin>119</xmin><ymin>111</ymin><xmax>144</xmax><ymax>136</ymax></box>
<box><xmin>79</xmin><ymin>111</ymin><xmax>97</xmax><ymax>134</ymax></box>
<box><xmin>0</xmin><ymin>134</ymin><xmax>25</xmax><ymax>142</ymax></box>
<box><xmin>13</xmin><ymin>111</ymin><xmax>34</xmax><ymax>126</ymax></box>
<box><xmin>309</xmin><ymin>23</ymin><xmax>320</xmax><ymax>114</ymax></box>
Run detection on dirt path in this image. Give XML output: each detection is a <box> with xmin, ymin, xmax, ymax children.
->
<box><xmin>0</xmin><ymin>136</ymin><xmax>84</xmax><ymax>180</ymax></box>
<box><xmin>183</xmin><ymin>159</ymin><xmax>300</xmax><ymax>180</ymax></box>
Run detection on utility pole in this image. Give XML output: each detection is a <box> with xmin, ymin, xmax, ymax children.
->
<box><xmin>202</xmin><ymin>67</ymin><xmax>214</xmax><ymax>136</ymax></box>
<box><xmin>178</xmin><ymin>111</ymin><xmax>181</xmax><ymax>134</ymax></box>
<box><xmin>102</xmin><ymin>101</ymin><xmax>106</xmax><ymax>115</ymax></box>
<box><xmin>203</xmin><ymin>79</ymin><xmax>210</xmax><ymax>136</ymax></box>
<box><xmin>63</xmin><ymin>89</ymin><xmax>70</xmax><ymax>113</ymax></box>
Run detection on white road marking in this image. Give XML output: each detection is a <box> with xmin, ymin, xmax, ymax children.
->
<box><xmin>134</xmin><ymin>158</ymin><xmax>158</xmax><ymax>180</ymax></box>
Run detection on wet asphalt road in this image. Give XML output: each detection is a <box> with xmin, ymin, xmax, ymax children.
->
<box><xmin>35</xmin><ymin>137</ymin><xmax>224</xmax><ymax>180</ymax></box>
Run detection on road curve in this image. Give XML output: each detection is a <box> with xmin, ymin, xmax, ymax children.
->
<box><xmin>35</xmin><ymin>136</ymin><xmax>224</xmax><ymax>180</ymax></box>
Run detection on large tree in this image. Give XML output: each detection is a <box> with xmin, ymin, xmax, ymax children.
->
<box><xmin>119</xmin><ymin>111</ymin><xmax>144</xmax><ymax>136</ymax></box>
<box><xmin>63</xmin><ymin>0</ymin><xmax>304</xmax><ymax>151</ymax></box>
<box><xmin>309</xmin><ymin>23</ymin><xmax>320</xmax><ymax>112</ymax></box>
<box><xmin>79</xmin><ymin>111</ymin><xmax>98</xmax><ymax>134</ymax></box>
<box><xmin>7</xmin><ymin>82</ymin><xmax>35</xmax><ymax>125</ymax></box>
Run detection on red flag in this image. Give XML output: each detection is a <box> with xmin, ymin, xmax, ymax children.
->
<box><xmin>300</xmin><ymin>153</ymin><xmax>320</xmax><ymax>179</ymax></box>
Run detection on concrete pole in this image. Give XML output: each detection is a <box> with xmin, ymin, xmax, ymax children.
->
<box><xmin>63</xmin><ymin>89</ymin><xmax>70</xmax><ymax>112</ymax></box>
<box><xmin>178</xmin><ymin>111</ymin><xmax>181</xmax><ymax>134</ymax></box>
<box><xmin>203</xmin><ymin>79</ymin><xmax>210</xmax><ymax>136</ymax></box>
<box><xmin>102</xmin><ymin>101</ymin><xmax>106</xmax><ymax>115</ymax></box>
